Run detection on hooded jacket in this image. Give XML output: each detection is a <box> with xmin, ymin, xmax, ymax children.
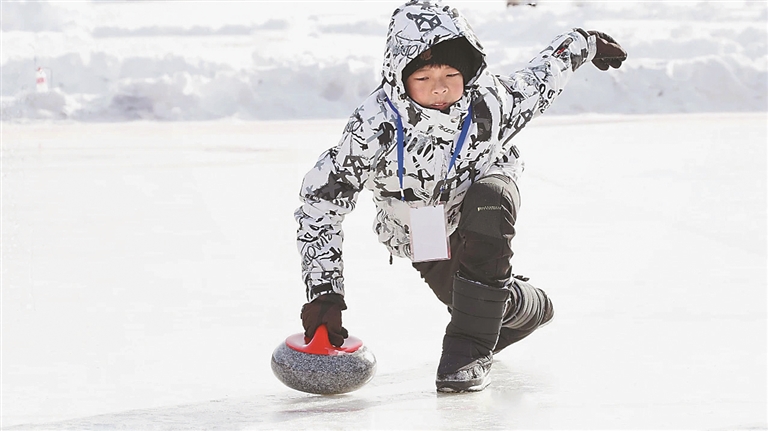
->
<box><xmin>295</xmin><ymin>0</ymin><xmax>596</xmax><ymax>301</ymax></box>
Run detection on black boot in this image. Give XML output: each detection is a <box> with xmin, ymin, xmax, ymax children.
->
<box><xmin>493</xmin><ymin>276</ymin><xmax>554</xmax><ymax>354</ymax></box>
<box><xmin>436</xmin><ymin>275</ymin><xmax>509</xmax><ymax>393</ymax></box>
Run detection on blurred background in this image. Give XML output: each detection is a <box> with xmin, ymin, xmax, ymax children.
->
<box><xmin>2</xmin><ymin>0</ymin><xmax>766</xmax><ymax>121</ymax></box>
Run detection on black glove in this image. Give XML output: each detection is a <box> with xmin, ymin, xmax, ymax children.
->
<box><xmin>300</xmin><ymin>293</ymin><xmax>349</xmax><ymax>347</ymax></box>
<box><xmin>588</xmin><ymin>30</ymin><xmax>627</xmax><ymax>70</ymax></box>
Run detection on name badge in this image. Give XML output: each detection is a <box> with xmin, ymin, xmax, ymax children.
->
<box><xmin>409</xmin><ymin>205</ymin><xmax>450</xmax><ymax>262</ymax></box>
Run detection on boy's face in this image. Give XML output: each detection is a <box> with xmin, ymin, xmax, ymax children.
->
<box><xmin>405</xmin><ymin>65</ymin><xmax>464</xmax><ymax>111</ymax></box>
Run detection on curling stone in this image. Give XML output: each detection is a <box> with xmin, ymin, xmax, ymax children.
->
<box><xmin>271</xmin><ymin>324</ymin><xmax>376</xmax><ymax>395</ymax></box>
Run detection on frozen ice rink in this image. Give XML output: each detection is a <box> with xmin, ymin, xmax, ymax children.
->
<box><xmin>2</xmin><ymin>113</ymin><xmax>765</xmax><ymax>429</ymax></box>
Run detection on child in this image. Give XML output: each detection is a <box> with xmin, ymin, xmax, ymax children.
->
<box><xmin>296</xmin><ymin>0</ymin><xmax>626</xmax><ymax>392</ymax></box>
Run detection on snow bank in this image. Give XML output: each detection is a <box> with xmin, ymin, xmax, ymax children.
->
<box><xmin>1</xmin><ymin>0</ymin><xmax>766</xmax><ymax>121</ymax></box>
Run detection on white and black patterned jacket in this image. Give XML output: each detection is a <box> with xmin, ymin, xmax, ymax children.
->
<box><xmin>295</xmin><ymin>0</ymin><xmax>596</xmax><ymax>301</ymax></box>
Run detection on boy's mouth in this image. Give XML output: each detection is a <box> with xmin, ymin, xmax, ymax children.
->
<box><xmin>430</xmin><ymin>102</ymin><xmax>449</xmax><ymax>110</ymax></box>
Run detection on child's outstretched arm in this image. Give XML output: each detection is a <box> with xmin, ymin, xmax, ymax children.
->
<box><xmin>488</xmin><ymin>29</ymin><xmax>626</xmax><ymax>177</ymax></box>
<box><xmin>505</xmin><ymin>29</ymin><xmax>626</xmax><ymax>116</ymax></box>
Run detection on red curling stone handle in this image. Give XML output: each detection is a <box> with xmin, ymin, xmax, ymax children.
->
<box><xmin>285</xmin><ymin>324</ymin><xmax>363</xmax><ymax>356</ymax></box>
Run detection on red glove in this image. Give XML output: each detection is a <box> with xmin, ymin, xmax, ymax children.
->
<box><xmin>589</xmin><ymin>30</ymin><xmax>627</xmax><ymax>70</ymax></box>
<box><xmin>300</xmin><ymin>293</ymin><xmax>349</xmax><ymax>347</ymax></box>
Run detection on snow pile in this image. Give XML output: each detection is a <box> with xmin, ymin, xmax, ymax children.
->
<box><xmin>1</xmin><ymin>0</ymin><xmax>766</xmax><ymax>121</ymax></box>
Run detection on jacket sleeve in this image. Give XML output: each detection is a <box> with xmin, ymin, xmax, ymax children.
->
<box><xmin>294</xmin><ymin>102</ymin><xmax>380</xmax><ymax>302</ymax></box>
<box><xmin>487</xmin><ymin>29</ymin><xmax>596</xmax><ymax>177</ymax></box>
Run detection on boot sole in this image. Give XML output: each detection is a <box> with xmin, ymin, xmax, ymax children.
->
<box><xmin>436</xmin><ymin>376</ymin><xmax>491</xmax><ymax>393</ymax></box>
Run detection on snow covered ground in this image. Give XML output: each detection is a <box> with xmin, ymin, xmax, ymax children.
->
<box><xmin>1</xmin><ymin>0</ymin><xmax>767</xmax><ymax>429</ymax></box>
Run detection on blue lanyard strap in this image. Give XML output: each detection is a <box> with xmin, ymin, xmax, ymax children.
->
<box><xmin>449</xmin><ymin>105</ymin><xmax>473</xmax><ymax>178</ymax></box>
<box><xmin>385</xmin><ymin>98</ymin><xmax>473</xmax><ymax>202</ymax></box>
<box><xmin>385</xmin><ymin>98</ymin><xmax>406</xmax><ymax>200</ymax></box>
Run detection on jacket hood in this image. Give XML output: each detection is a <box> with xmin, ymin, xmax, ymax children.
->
<box><xmin>382</xmin><ymin>1</ymin><xmax>486</xmax><ymax>108</ymax></box>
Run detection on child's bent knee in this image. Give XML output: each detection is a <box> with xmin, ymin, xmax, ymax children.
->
<box><xmin>459</xmin><ymin>175</ymin><xmax>519</xmax><ymax>238</ymax></box>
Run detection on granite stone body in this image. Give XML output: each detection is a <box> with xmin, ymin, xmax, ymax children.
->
<box><xmin>271</xmin><ymin>341</ymin><xmax>377</xmax><ymax>395</ymax></box>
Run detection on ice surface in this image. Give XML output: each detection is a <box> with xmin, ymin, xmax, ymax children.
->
<box><xmin>2</xmin><ymin>114</ymin><xmax>766</xmax><ymax>429</ymax></box>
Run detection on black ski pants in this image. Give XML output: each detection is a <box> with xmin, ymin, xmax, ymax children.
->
<box><xmin>413</xmin><ymin>174</ymin><xmax>519</xmax><ymax>306</ymax></box>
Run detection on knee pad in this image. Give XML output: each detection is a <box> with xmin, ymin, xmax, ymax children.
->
<box><xmin>458</xmin><ymin>175</ymin><xmax>519</xmax><ymax>239</ymax></box>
